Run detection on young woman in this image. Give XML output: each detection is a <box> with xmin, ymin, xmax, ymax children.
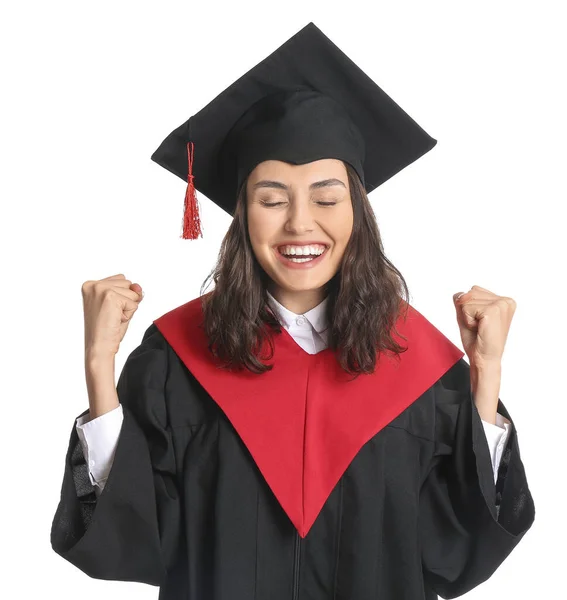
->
<box><xmin>51</xmin><ymin>23</ymin><xmax>534</xmax><ymax>600</ymax></box>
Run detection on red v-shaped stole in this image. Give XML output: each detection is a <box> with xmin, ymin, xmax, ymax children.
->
<box><xmin>153</xmin><ymin>296</ymin><xmax>464</xmax><ymax>538</ymax></box>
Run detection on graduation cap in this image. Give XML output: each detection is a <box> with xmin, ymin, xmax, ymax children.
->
<box><xmin>150</xmin><ymin>22</ymin><xmax>437</xmax><ymax>239</ymax></box>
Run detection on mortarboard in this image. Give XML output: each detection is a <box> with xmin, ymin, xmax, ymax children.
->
<box><xmin>150</xmin><ymin>22</ymin><xmax>437</xmax><ymax>239</ymax></box>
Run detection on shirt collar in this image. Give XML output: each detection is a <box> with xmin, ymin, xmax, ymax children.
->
<box><xmin>266</xmin><ymin>290</ymin><xmax>329</xmax><ymax>334</ymax></box>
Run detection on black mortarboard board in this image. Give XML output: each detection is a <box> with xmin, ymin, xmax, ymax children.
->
<box><xmin>150</xmin><ymin>22</ymin><xmax>437</xmax><ymax>239</ymax></box>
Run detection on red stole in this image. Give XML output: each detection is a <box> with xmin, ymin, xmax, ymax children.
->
<box><xmin>154</xmin><ymin>296</ymin><xmax>464</xmax><ymax>538</ymax></box>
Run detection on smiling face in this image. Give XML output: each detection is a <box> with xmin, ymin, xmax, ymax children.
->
<box><xmin>246</xmin><ymin>158</ymin><xmax>354</xmax><ymax>311</ymax></box>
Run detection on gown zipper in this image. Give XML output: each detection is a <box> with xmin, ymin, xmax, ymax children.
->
<box><xmin>292</xmin><ymin>529</ymin><xmax>301</xmax><ymax>600</ymax></box>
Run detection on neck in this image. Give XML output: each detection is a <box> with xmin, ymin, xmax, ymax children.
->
<box><xmin>268</xmin><ymin>284</ymin><xmax>327</xmax><ymax>315</ymax></box>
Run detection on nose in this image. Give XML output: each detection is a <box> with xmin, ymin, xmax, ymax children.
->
<box><xmin>284</xmin><ymin>196</ymin><xmax>315</xmax><ymax>235</ymax></box>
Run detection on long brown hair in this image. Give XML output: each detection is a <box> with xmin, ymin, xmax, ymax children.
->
<box><xmin>200</xmin><ymin>162</ymin><xmax>410</xmax><ymax>376</ymax></box>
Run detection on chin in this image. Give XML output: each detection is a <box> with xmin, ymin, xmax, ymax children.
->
<box><xmin>273</xmin><ymin>272</ymin><xmax>333</xmax><ymax>293</ymax></box>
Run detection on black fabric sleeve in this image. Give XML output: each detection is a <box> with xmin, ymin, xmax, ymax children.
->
<box><xmin>50</xmin><ymin>324</ymin><xmax>183</xmax><ymax>586</ymax></box>
<box><xmin>419</xmin><ymin>358</ymin><xmax>535</xmax><ymax>599</ymax></box>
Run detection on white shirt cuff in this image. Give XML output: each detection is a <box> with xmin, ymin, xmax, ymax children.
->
<box><xmin>75</xmin><ymin>404</ymin><xmax>124</xmax><ymax>490</ymax></box>
<box><xmin>481</xmin><ymin>412</ymin><xmax>511</xmax><ymax>484</ymax></box>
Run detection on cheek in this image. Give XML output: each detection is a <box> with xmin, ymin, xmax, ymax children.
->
<box><xmin>247</xmin><ymin>209</ymin><xmax>277</xmax><ymax>259</ymax></box>
<box><xmin>247</xmin><ymin>208</ymin><xmax>263</xmax><ymax>243</ymax></box>
<box><xmin>340</xmin><ymin>204</ymin><xmax>354</xmax><ymax>237</ymax></box>
<box><xmin>248</xmin><ymin>207</ymin><xmax>280</xmax><ymax>243</ymax></box>
<box><xmin>324</xmin><ymin>210</ymin><xmax>353</xmax><ymax>245</ymax></box>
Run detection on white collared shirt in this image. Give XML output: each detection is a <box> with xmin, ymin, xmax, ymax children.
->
<box><xmin>266</xmin><ymin>290</ymin><xmax>330</xmax><ymax>353</ymax></box>
<box><xmin>76</xmin><ymin>294</ymin><xmax>511</xmax><ymax>497</ymax></box>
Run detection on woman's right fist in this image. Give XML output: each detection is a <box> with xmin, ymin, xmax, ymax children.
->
<box><xmin>82</xmin><ymin>274</ymin><xmax>144</xmax><ymax>358</ymax></box>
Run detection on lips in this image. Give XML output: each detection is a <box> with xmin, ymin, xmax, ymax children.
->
<box><xmin>276</xmin><ymin>243</ymin><xmax>329</xmax><ymax>257</ymax></box>
<box><xmin>274</xmin><ymin>244</ymin><xmax>329</xmax><ymax>270</ymax></box>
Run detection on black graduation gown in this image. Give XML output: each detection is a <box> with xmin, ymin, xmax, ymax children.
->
<box><xmin>50</xmin><ymin>297</ymin><xmax>535</xmax><ymax>600</ymax></box>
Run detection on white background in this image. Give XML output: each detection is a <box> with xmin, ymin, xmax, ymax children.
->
<box><xmin>2</xmin><ymin>0</ymin><xmax>565</xmax><ymax>598</ymax></box>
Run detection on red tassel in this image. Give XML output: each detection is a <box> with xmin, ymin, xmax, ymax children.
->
<box><xmin>182</xmin><ymin>141</ymin><xmax>203</xmax><ymax>239</ymax></box>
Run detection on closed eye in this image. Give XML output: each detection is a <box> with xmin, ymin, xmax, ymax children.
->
<box><xmin>260</xmin><ymin>200</ymin><xmax>338</xmax><ymax>207</ymax></box>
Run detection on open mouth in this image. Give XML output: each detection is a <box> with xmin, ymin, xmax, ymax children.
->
<box><xmin>276</xmin><ymin>243</ymin><xmax>329</xmax><ymax>264</ymax></box>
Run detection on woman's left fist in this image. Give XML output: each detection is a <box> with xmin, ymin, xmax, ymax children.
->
<box><xmin>453</xmin><ymin>285</ymin><xmax>517</xmax><ymax>368</ymax></box>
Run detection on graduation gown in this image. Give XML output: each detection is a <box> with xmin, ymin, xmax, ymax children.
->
<box><xmin>50</xmin><ymin>296</ymin><xmax>535</xmax><ymax>599</ymax></box>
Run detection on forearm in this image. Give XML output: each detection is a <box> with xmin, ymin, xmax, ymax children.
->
<box><xmin>85</xmin><ymin>351</ymin><xmax>119</xmax><ymax>420</ymax></box>
<box><xmin>470</xmin><ymin>362</ymin><xmax>502</xmax><ymax>425</ymax></box>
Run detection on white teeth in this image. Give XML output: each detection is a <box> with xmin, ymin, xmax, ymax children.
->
<box><xmin>287</xmin><ymin>257</ymin><xmax>314</xmax><ymax>263</ymax></box>
<box><xmin>278</xmin><ymin>244</ymin><xmax>326</xmax><ymax>257</ymax></box>
<box><xmin>277</xmin><ymin>244</ymin><xmax>328</xmax><ymax>264</ymax></box>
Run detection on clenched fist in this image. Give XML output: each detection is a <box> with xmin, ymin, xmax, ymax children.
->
<box><xmin>82</xmin><ymin>273</ymin><xmax>144</xmax><ymax>359</ymax></box>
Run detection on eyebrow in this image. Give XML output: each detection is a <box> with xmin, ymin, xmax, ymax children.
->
<box><xmin>252</xmin><ymin>178</ymin><xmax>347</xmax><ymax>191</ymax></box>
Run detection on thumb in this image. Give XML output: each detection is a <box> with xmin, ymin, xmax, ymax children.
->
<box><xmin>453</xmin><ymin>291</ymin><xmax>470</xmax><ymax>333</ymax></box>
<box><xmin>130</xmin><ymin>282</ymin><xmax>144</xmax><ymax>300</ymax></box>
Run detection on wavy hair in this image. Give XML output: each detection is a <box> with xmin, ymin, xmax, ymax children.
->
<box><xmin>200</xmin><ymin>162</ymin><xmax>410</xmax><ymax>376</ymax></box>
